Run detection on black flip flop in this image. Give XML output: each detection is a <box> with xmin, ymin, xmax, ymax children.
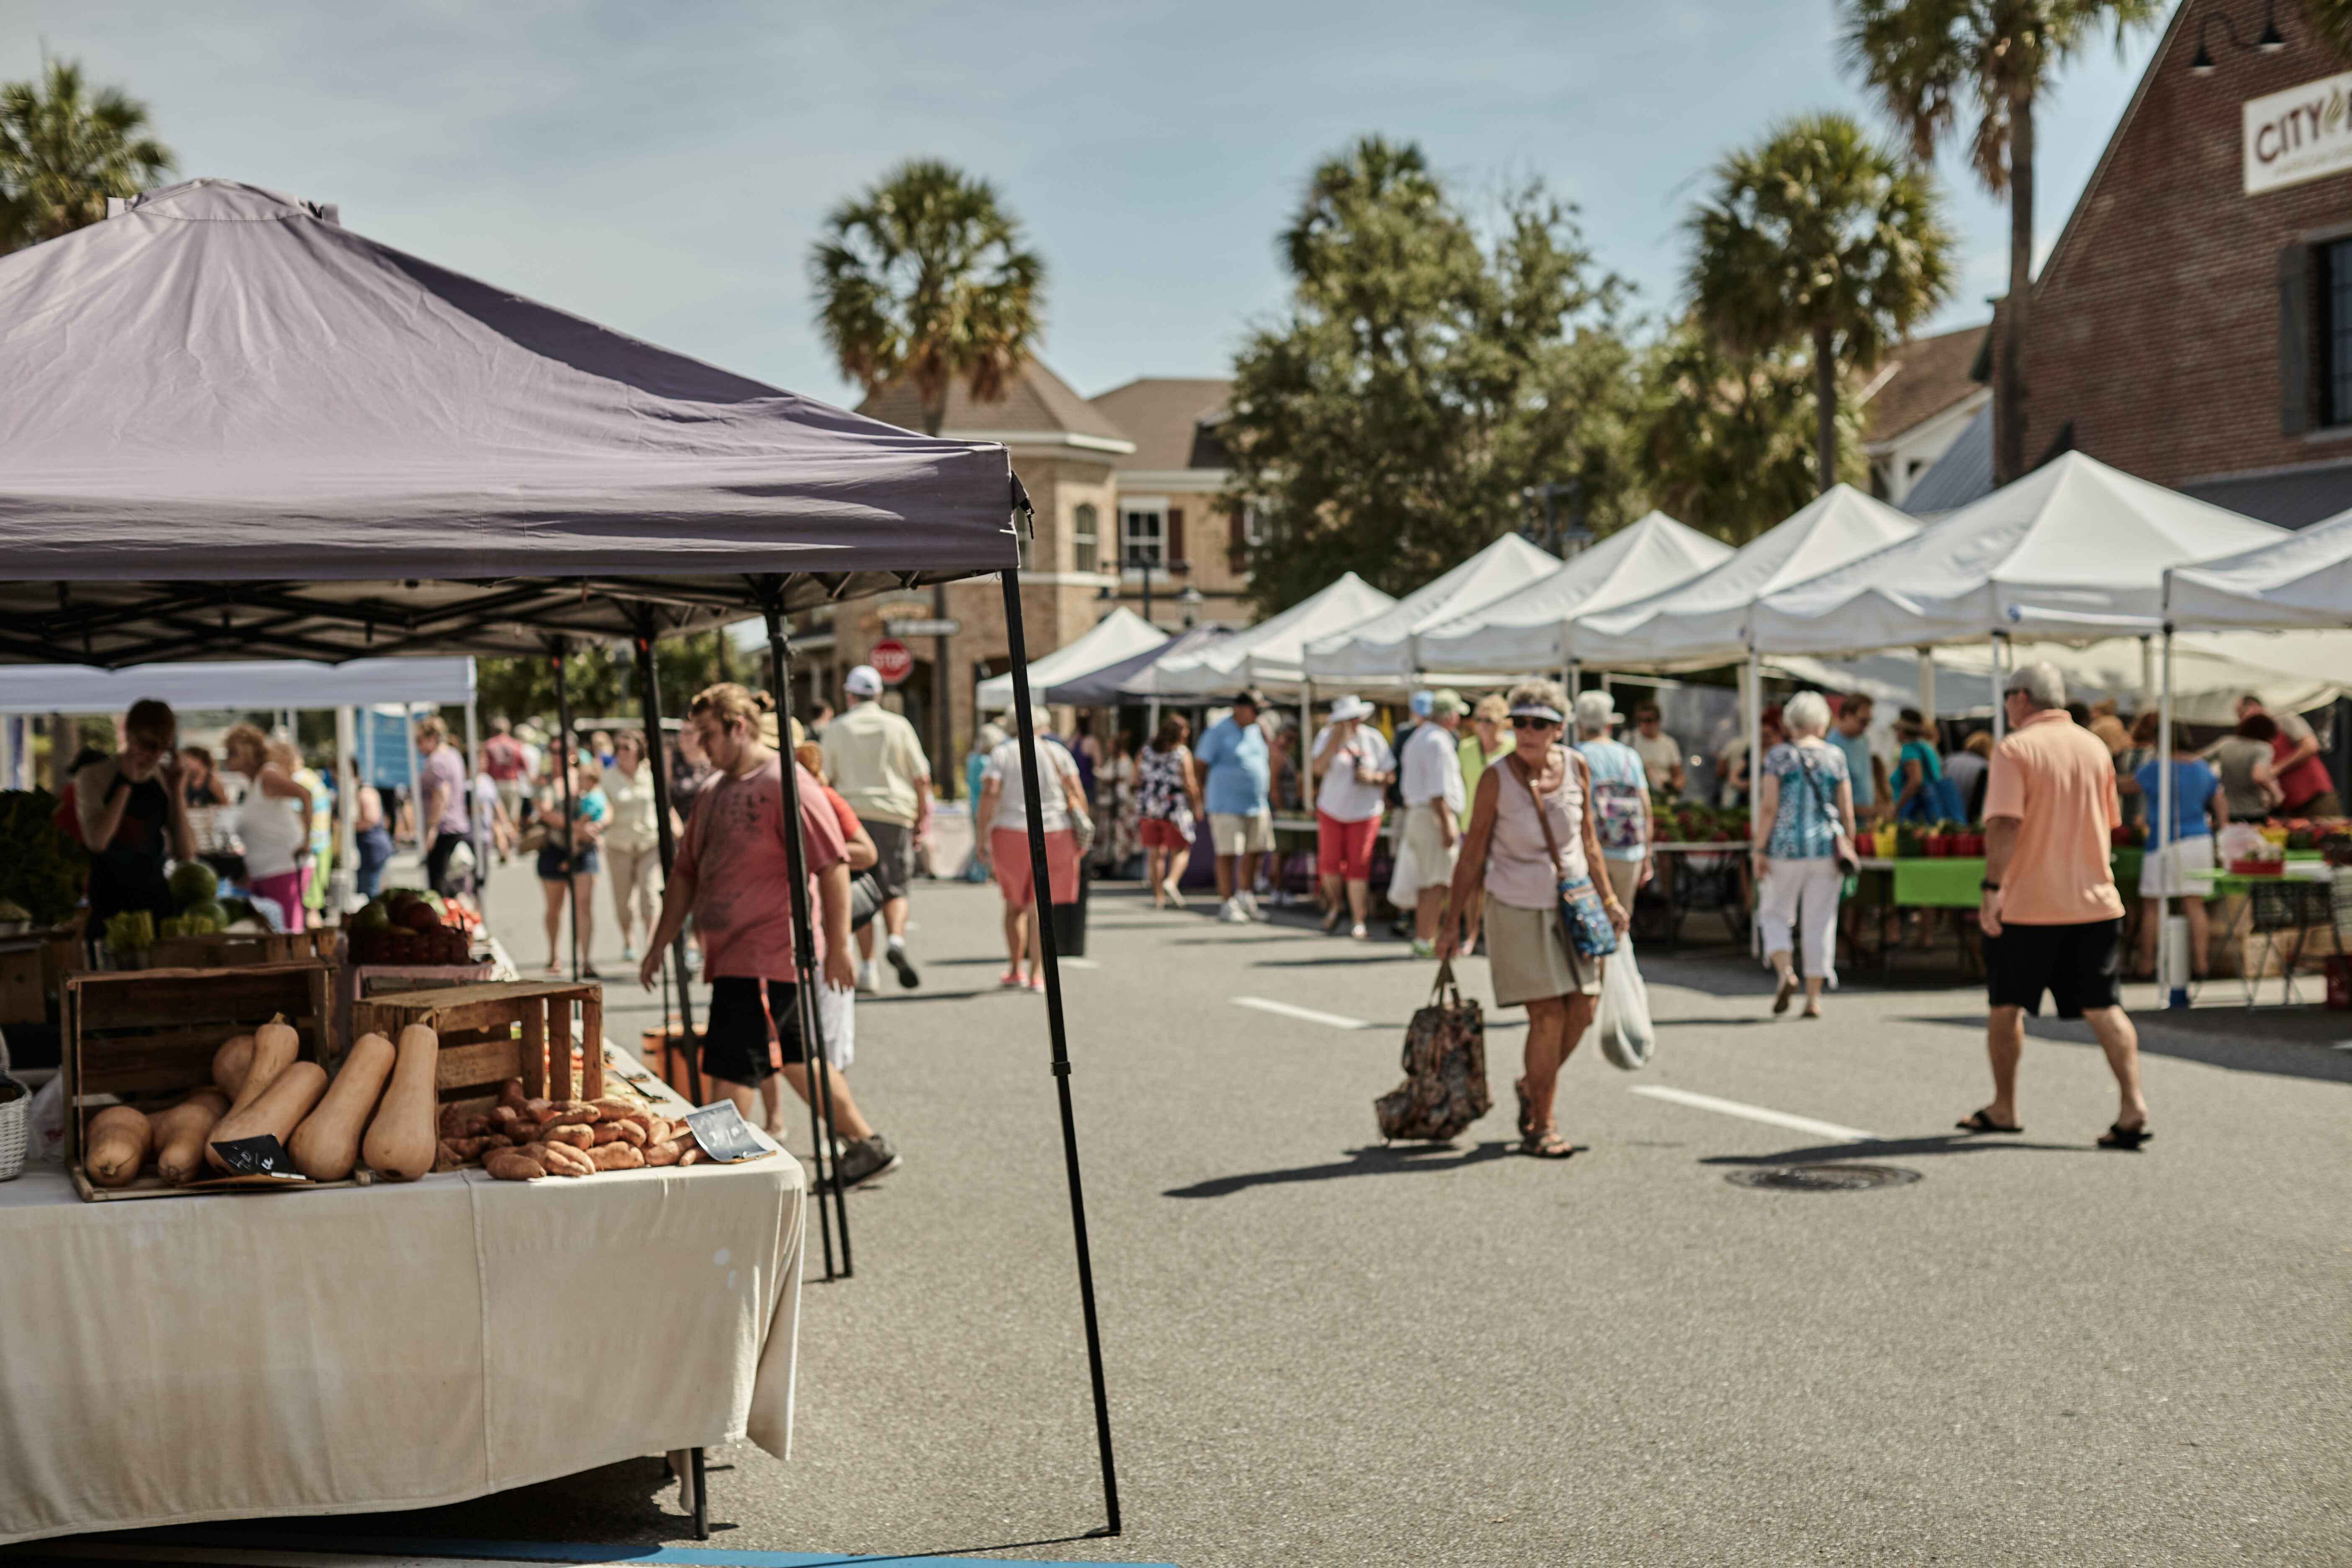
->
<box><xmin>1955</xmin><ymin>1108</ymin><xmax>2023</xmax><ymax>1135</ymax></box>
<box><xmin>2096</xmin><ymin>1122</ymin><xmax>2153</xmax><ymax>1150</ymax></box>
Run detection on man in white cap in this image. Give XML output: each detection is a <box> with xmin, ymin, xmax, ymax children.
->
<box><xmin>1398</xmin><ymin>688</ymin><xmax>1466</xmax><ymax>958</ymax></box>
<box><xmin>821</xmin><ymin>663</ymin><xmax>931</xmax><ymax>993</ymax></box>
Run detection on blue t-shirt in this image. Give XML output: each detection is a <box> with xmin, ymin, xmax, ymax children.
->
<box><xmin>2135</xmin><ymin>758</ymin><xmax>2218</xmax><ymax>849</ymax></box>
<box><xmin>1763</xmin><ymin>741</ymin><xmax>1849</xmax><ymax>860</ymax></box>
<box><xmin>1194</xmin><ymin>716</ymin><xmax>1270</xmax><ymax>817</ymax></box>
<box><xmin>1826</xmin><ymin>730</ymin><xmax>1876</xmax><ymax>807</ymax></box>
<box><xmin>1575</xmin><ymin>738</ymin><xmax>1651</xmax><ymax>862</ymax></box>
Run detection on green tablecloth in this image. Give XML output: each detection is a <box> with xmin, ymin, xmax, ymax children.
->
<box><xmin>1885</xmin><ymin>848</ymin><xmax>2148</xmax><ymax>908</ymax></box>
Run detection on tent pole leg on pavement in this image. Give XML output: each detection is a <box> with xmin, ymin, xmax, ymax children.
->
<box><xmin>2140</xmin><ymin>634</ymin><xmax>2155</xmax><ymax>712</ymax></box>
<box><xmin>634</xmin><ymin>622</ymin><xmax>701</xmax><ymax>1106</ymax></box>
<box><xmin>404</xmin><ymin>702</ymin><xmax>423</xmax><ymax>884</ymax></box>
<box><xmin>1916</xmin><ymin>650</ymin><xmax>1934</xmax><ymax>732</ymax></box>
<box><xmin>1743</xmin><ymin>649</ymin><xmax>1762</xmax><ymax>958</ymax></box>
<box><xmin>333</xmin><ymin>705</ymin><xmax>356</xmax><ymax>917</ymax></box>
<box><xmin>551</xmin><ymin>640</ymin><xmax>580</xmax><ymax>985</ymax></box>
<box><xmin>1991</xmin><ymin>633</ymin><xmax>2009</xmax><ymax>743</ymax></box>
<box><xmin>762</xmin><ymin>593</ymin><xmax>850</xmax><ymax>1281</ymax></box>
<box><xmin>1000</xmin><ymin>565</ymin><xmax>1122</xmax><ymax>1539</ymax></box>
<box><xmin>2157</xmin><ymin>624</ymin><xmax>2184</xmax><ymax>1008</ymax></box>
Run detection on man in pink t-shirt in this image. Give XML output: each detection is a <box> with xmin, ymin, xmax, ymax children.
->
<box><xmin>639</xmin><ymin>684</ymin><xmax>902</xmax><ymax>1189</ymax></box>
<box><xmin>1965</xmin><ymin>662</ymin><xmax>2149</xmax><ymax>1151</ymax></box>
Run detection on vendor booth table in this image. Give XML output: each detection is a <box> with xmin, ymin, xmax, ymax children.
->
<box><xmin>0</xmin><ymin>178</ymin><xmax>1119</xmax><ymax>1545</ymax></box>
<box><xmin>0</xmin><ymin>1057</ymin><xmax>803</xmax><ymax>1548</ymax></box>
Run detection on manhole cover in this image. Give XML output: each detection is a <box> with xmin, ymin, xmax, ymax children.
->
<box><xmin>1725</xmin><ymin>1163</ymin><xmax>1921</xmax><ymax>1193</ymax></box>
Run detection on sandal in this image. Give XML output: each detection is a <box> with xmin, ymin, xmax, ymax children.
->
<box><xmin>1519</xmin><ymin>1131</ymin><xmax>1583</xmax><ymax>1160</ymax></box>
<box><xmin>2096</xmin><ymin>1121</ymin><xmax>2153</xmax><ymax>1150</ymax></box>
<box><xmin>1772</xmin><ymin>973</ymin><xmax>1796</xmax><ymax>1015</ymax></box>
<box><xmin>1323</xmin><ymin>905</ymin><xmax>1344</xmax><ymax>934</ymax></box>
<box><xmin>998</xmin><ymin>970</ymin><xmax>1027</xmax><ymax>989</ymax></box>
<box><xmin>1513</xmin><ymin>1077</ymin><xmax>1534</xmax><ymax>1141</ymax></box>
<box><xmin>1955</xmin><ymin>1108</ymin><xmax>2022</xmax><ymax>1135</ymax></box>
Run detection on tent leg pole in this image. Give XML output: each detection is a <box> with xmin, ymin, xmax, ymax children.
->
<box><xmin>333</xmin><ymin>706</ymin><xmax>357</xmax><ymax>919</ymax></box>
<box><xmin>1001</xmin><ymin>567</ymin><xmax>1122</xmax><ymax>1539</ymax></box>
<box><xmin>762</xmin><ymin>596</ymin><xmax>848</xmax><ymax>1281</ymax></box>
<box><xmin>2157</xmin><ymin>626</ymin><xmax>2184</xmax><ymax>1010</ymax></box>
<box><xmin>550</xmin><ymin>644</ymin><xmax>582</xmax><ymax>985</ymax></box>
<box><xmin>634</xmin><ymin>621</ymin><xmax>701</xmax><ymax>1106</ymax></box>
<box><xmin>1743</xmin><ymin>650</ymin><xmax>1762</xmax><ymax>960</ymax></box>
<box><xmin>1990</xmin><ymin>634</ymin><xmax>2008</xmax><ymax>744</ymax></box>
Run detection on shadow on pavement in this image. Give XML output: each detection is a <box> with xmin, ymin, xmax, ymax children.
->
<box><xmin>856</xmin><ymin>988</ymin><xmax>999</xmax><ymax>1006</ymax></box>
<box><xmin>1164</xmin><ymin>1141</ymin><xmax>1514</xmax><ymax>1198</ymax></box>
<box><xmin>1249</xmin><ymin>953</ymin><xmax>1421</xmax><ymax>968</ymax></box>
<box><xmin>1701</xmin><ymin>1132</ymin><xmax>2092</xmax><ymax>1166</ymax></box>
<box><xmin>1901</xmin><ymin>1009</ymin><xmax>2352</xmax><ymax>1086</ymax></box>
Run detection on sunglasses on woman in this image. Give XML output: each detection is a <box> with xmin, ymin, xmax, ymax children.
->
<box><xmin>1511</xmin><ymin>715</ymin><xmax>1558</xmax><ymax>731</ymax></box>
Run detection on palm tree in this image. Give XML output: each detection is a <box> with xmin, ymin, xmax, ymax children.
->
<box><xmin>1687</xmin><ymin>113</ymin><xmax>1955</xmax><ymax>495</ymax></box>
<box><xmin>0</xmin><ymin>58</ymin><xmax>175</xmax><ymax>255</ymax></box>
<box><xmin>809</xmin><ymin>160</ymin><xmax>1046</xmax><ymax>435</ymax></box>
<box><xmin>1841</xmin><ymin>0</ymin><xmax>2161</xmax><ymax>485</ymax></box>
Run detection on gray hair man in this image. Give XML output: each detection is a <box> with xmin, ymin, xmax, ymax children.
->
<box><xmin>1400</xmin><ymin>688</ymin><xmax>1467</xmax><ymax>957</ymax></box>
<box><xmin>1965</xmin><ymin>661</ymin><xmax>2150</xmax><ymax>1148</ymax></box>
<box><xmin>820</xmin><ymin>663</ymin><xmax>932</xmax><ymax>993</ymax></box>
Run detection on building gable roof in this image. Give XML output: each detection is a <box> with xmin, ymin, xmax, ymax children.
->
<box><xmin>856</xmin><ymin>357</ymin><xmax>1134</xmax><ymax>450</ymax></box>
<box><xmin>1088</xmin><ymin>377</ymin><xmax>1235</xmax><ymax>472</ymax></box>
<box><xmin>1859</xmin><ymin>323</ymin><xmax>1989</xmax><ymax>444</ymax></box>
<box><xmin>2034</xmin><ymin>4</ymin><xmax>2193</xmax><ymax>299</ymax></box>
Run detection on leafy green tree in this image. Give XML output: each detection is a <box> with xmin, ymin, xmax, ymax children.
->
<box><xmin>809</xmin><ymin>159</ymin><xmax>1046</xmax><ymax>435</ymax></box>
<box><xmin>0</xmin><ymin>58</ymin><xmax>174</xmax><ymax>254</ymax></box>
<box><xmin>1635</xmin><ymin>317</ymin><xmax>1865</xmax><ymax>544</ymax></box>
<box><xmin>471</xmin><ymin>632</ymin><xmax>736</xmax><ymax>742</ymax></box>
<box><xmin>1224</xmin><ymin>135</ymin><xmax>1641</xmax><ymax>612</ymax></box>
<box><xmin>1687</xmin><ymin>113</ymin><xmax>1953</xmax><ymax>496</ymax></box>
<box><xmin>1841</xmin><ymin>0</ymin><xmax>2161</xmax><ymax>484</ymax></box>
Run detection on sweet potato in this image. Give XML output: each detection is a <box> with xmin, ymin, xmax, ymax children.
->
<box><xmin>490</xmin><ymin>1105</ymin><xmax>524</xmax><ymax>1133</ymax></box>
<box><xmin>588</xmin><ymin>1142</ymin><xmax>645</xmax><ymax>1171</ymax></box>
<box><xmin>482</xmin><ymin>1132</ymin><xmax>514</xmax><ymax>1149</ymax></box>
<box><xmin>611</xmin><ymin>1119</ymin><xmax>647</xmax><ymax>1148</ymax></box>
<box><xmin>498</xmin><ymin>1079</ymin><xmax>529</xmax><ymax>1112</ymax></box>
<box><xmin>523</xmin><ymin>1098</ymin><xmax>552</xmax><ymax>1119</ymax></box>
<box><xmin>678</xmin><ymin>1146</ymin><xmax>704</xmax><ymax>1167</ymax></box>
<box><xmin>544</xmin><ymin>1123</ymin><xmax>593</xmax><ymax>1150</ymax></box>
<box><xmin>433</xmin><ymin>1140</ymin><xmax>465</xmax><ymax>1173</ymax></box>
<box><xmin>485</xmin><ymin>1148</ymin><xmax>544</xmax><ymax>1181</ymax></box>
<box><xmin>521</xmin><ymin>1139</ymin><xmax>593</xmax><ymax>1176</ymax></box>
<box><xmin>643</xmin><ymin>1138</ymin><xmax>679</xmax><ymax>1167</ymax></box>
<box><xmin>540</xmin><ymin>1103</ymin><xmax>596</xmax><ymax>1131</ymax></box>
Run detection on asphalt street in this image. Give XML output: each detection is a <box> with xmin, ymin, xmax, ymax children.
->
<box><xmin>77</xmin><ymin>861</ymin><xmax>2352</xmax><ymax>1565</ymax></box>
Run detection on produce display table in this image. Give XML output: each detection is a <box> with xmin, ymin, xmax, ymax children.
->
<box><xmin>0</xmin><ymin>1057</ymin><xmax>804</xmax><ymax>1548</ymax></box>
<box><xmin>1645</xmin><ymin>843</ymin><xmax>1749</xmax><ymax>948</ymax></box>
<box><xmin>2185</xmin><ymin>861</ymin><xmax>2346</xmax><ymax>1006</ymax></box>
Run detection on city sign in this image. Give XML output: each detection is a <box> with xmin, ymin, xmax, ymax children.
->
<box><xmin>884</xmin><ymin>617</ymin><xmax>960</xmax><ymax>639</ymax></box>
<box><xmin>867</xmin><ymin>639</ymin><xmax>914</xmax><ymax>686</ymax></box>
<box><xmin>2244</xmin><ymin>72</ymin><xmax>2352</xmax><ymax>195</ymax></box>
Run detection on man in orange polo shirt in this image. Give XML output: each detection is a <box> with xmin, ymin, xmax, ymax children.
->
<box><xmin>1963</xmin><ymin>662</ymin><xmax>2151</xmax><ymax>1150</ymax></box>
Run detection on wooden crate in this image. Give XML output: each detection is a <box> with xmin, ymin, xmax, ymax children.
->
<box><xmin>333</xmin><ymin>962</ymin><xmax>498</xmax><ymax>1068</ymax></box>
<box><xmin>64</xmin><ymin>959</ymin><xmax>338</xmax><ymax>1200</ymax></box>
<box><xmin>146</xmin><ymin>926</ymin><xmax>341</xmax><ymax>971</ymax></box>
<box><xmin>352</xmin><ymin>980</ymin><xmax>604</xmax><ymax>1111</ymax></box>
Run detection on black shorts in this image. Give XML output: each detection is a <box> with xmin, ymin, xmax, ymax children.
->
<box><xmin>1985</xmin><ymin>918</ymin><xmax>2122</xmax><ymax>1019</ymax></box>
<box><xmin>860</xmin><ymin>818</ymin><xmax>914</xmax><ymax>902</ymax></box>
<box><xmin>701</xmin><ymin>976</ymin><xmax>805</xmax><ymax>1086</ymax></box>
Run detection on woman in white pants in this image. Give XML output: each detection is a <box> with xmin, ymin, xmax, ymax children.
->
<box><xmin>1750</xmin><ymin>691</ymin><xmax>1855</xmax><ymax>1019</ymax></box>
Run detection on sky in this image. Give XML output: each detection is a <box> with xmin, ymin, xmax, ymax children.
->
<box><xmin>4</xmin><ymin>0</ymin><xmax>2172</xmax><ymax>410</ymax></box>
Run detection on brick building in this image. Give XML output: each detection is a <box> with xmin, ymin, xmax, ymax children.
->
<box><xmin>1995</xmin><ymin>0</ymin><xmax>2352</xmax><ymax>524</ymax></box>
<box><xmin>781</xmin><ymin>361</ymin><xmax>1245</xmax><ymax>792</ymax></box>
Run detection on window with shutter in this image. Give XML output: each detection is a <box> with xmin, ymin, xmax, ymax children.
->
<box><xmin>1168</xmin><ymin>506</ymin><xmax>1186</xmax><ymax>565</ymax></box>
<box><xmin>1228</xmin><ymin>504</ymin><xmax>1247</xmax><ymax>571</ymax></box>
<box><xmin>1073</xmin><ymin>503</ymin><xmax>1099</xmax><ymax>573</ymax></box>
<box><xmin>2282</xmin><ymin>242</ymin><xmax>2312</xmax><ymax>436</ymax></box>
<box><xmin>2328</xmin><ymin>239</ymin><xmax>2352</xmax><ymax>428</ymax></box>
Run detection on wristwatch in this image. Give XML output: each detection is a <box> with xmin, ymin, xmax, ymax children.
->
<box><xmin>1980</xmin><ymin>879</ymin><xmax>2001</xmax><ymax>892</ymax></box>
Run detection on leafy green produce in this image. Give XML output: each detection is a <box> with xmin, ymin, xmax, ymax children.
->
<box><xmin>168</xmin><ymin>860</ymin><xmax>220</xmax><ymax>909</ymax></box>
<box><xmin>104</xmin><ymin>909</ymin><xmax>154</xmax><ymax>952</ymax></box>
<box><xmin>0</xmin><ymin>790</ymin><xmax>88</xmax><ymax>927</ymax></box>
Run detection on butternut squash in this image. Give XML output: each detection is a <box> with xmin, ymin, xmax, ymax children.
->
<box><xmin>85</xmin><ymin>1104</ymin><xmax>154</xmax><ymax>1188</ymax></box>
<box><xmin>288</xmin><ymin>1032</ymin><xmax>396</xmax><ymax>1182</ymax></box>
<box><xmin>152</xmin><ymin>1089</ymin><xmax>230</xmax><ymax>1184</ymax></box>
<box><xmin>204</xmin><ymin>1061</ymin><xmax>327</xmax><ymax>1173</ymax></box>
<box><xmin>361</xmin><ymin>1023</ymin><xmax>441</xmax><ymax>1181</ymax></box>
<box><xmin>211</xmin><ymin>1034</ymin><xmax>255</xmax><ymax>1099</ymax></box>
<box><xmin>225</xmin><ymin>1015</ymin><xmax>301</xmax><ymax>1117</ymax></box>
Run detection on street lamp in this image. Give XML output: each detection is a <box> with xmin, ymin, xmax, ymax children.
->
<box><xmin>1124</xmin><ymin>546</ymin><xmax>1189</xmax><ymax>624</ymax></box>
<box><xmin>1519</xmin><ymin>480</ymin><xmax>1592</xmax><ymax>557</ymax></box>
<box><xmin>2191</xmin><ymin>2</ymin><xmax>2286</xmax><ymax>72</ymax></box>
<box><xmin>1179</xmin><ymin>583</ymin><xmax>1204</xmax><ymax>628</ymax></box>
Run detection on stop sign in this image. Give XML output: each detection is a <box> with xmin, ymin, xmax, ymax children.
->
<box><xmin>867</xmin><ymin>638</ymin><xmax>914</xmax><ymax>686</ymax></box>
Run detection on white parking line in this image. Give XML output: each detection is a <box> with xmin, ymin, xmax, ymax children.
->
<box><xmin>1232</xmin><ymin>996</ymin><xmax>1372</xmax><ymax>1031</ymax></box>
<box><xmin>1629</xmin><ymin>1085</ymin><xmax>1879</xmax><ymax>1143</ymax></box>
<box><xmin>1058</xmin><ymin>957</ymin><xmax>1100</xmax><ymax>970</ymax></box>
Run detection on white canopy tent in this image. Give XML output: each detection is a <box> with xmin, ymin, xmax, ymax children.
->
<box><xmin>1128</xmin><ymin>572</ymin><xmax>1395</xmax><ymax>700</ymax></box>
<box><xmin>1572</xmin><ymin>487</ymin><xmax>1918</xmax><ymax>670</ymax></box>
<box><xmin>1749</xmin><ymin>453</ymin><xmax>2285</xmax><ymax>657</ymax></box>
<box><xmin>1415</xmin><ymin>511</ymin><xmax>1736</xmax><ymax>676</ymax></box>
<box><xmin>976</xmin><ymin>606</ymin><xmax>1167</xmax><ymax>710</ymax></box>
<box><xmin>2166</xmin><ymin>506</ymin><xmax>2352</xmax><ymax>630</ymax></box>
<box><xmin>1299</xmin><ymin>534</ymin><xmax>1559</xmax><ymax>690</ymax></box>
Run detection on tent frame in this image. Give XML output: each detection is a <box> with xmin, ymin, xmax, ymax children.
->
<box><xmin>7</xmin><ymin>553</ymin><xmax>1122</xmax><ymax>1542</ymax></box>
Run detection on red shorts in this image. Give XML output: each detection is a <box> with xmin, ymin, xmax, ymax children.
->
<box><xmin>992</xmin><ymin>827</ymin><xmax>1080</xmax><ymax>908</ymax></box>
<box><xmin>1316</xmin><ymin>810</ymin><xmax>1382</xmax><ymax>882</ymax></box>
<box><xmin>1138</xmin><ymin>817</ymin><xmax>1190</xmax><ymax>850</ymax></box>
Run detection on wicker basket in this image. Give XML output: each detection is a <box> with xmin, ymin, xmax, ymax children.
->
<box><xmin>0</xmin><ymin>1034</ymin><xmax>29</xmax><ymax>1182</ymax></box>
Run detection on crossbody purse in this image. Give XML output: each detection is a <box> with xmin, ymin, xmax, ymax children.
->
<box><xmin>1510</xmin><ymin>749</ymin><xmax>1618</xmax><ymax>958</ymax></box>
<box><xmin>1794</xmin><ymin>748</ymin><xmax>1861</xmax><ymax>875</ymax></box>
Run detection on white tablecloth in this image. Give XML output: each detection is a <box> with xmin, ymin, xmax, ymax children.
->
<box><xmin>0</xmin><ymin>1122</ymin><xmax>803</xmax><ymax>1545</ymax></box>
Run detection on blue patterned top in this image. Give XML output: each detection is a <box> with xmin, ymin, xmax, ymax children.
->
<box><xmin>1763</xmin><ymin>741</ymin><xmax>1849</xmax><ymax>860</ymax></box>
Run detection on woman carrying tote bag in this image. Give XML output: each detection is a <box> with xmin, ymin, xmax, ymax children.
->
<box><xmin>1444</xmin><ymin>679</ymin><xmax>1627</xmax><ymax>1161</ymax></box>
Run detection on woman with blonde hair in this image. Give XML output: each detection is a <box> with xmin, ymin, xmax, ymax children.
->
<box><xmin>222</xmin><ymin>723</ymin><xmax>312</xmax><ymax>932</ymax></box>
<box><xmin>1751</xmin><ymin>690</ymin><xmax>1856</xmax><ymax>1019</ymax></box>
<box><xmin>1446</xmin><ymin>679</ymin><xmax>1625</xmax><ymax>1159</ymax></box>
<box><xmin>599</xmin><ymin>727</ymin><xmax>674</xmax><ymax>964</ymax></box>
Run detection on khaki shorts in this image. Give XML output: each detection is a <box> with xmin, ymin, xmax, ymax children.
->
<box><xmin>1484</xmin><ymin>899</ymin><xmax>1602</xmax><ymax>1007</ymax></box>
<box><xmin>1401</xmin><ymin>806</ymin><xmax>1459</xmax><ymax>890</ymax></box>
<box><xmin>1210</xmin><ymin>810</ymin><xmax>1275</xmax><ymax>856</ymax></box>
